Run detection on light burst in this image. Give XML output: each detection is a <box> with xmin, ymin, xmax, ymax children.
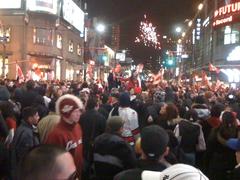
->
<box><xmin>135</xmin><ymin>14</ymin><xmax>161</xmax><ymax>50</ymax></box>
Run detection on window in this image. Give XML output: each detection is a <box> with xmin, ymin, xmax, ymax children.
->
<box><xmin>56</xmin><ymin>34</ymin><xmax>62</xmax><ymax>49</ymax></box>
<box><xmin>224</xmin><ymin>25</ymin><xmax>240</xmax><ymax>45</ymax></box>
<box><xmin>68</xmin><ymin>40</ymin><xmax>74</xmax><ymax>52</ymax></box>
<box><xmin>77</xmin><ymin>44</ymin><xmax>82</xmax><ymax>56</ymax></box>
<box><xmin>33</xmin><ymin>27</ymin><xmax>53</xmax><ymax>46</ymax></box>
<box><xmin>0</xmin><ymin>27</ymin><xmax>11</xmax><ymax>42</ymax></box>
<box><xmin>224</xmin><ymin>26</ymin><xmax>232</xmax><ymax>44</ymax></box>
<box><xmin>0</xmin><ymin>57</ymin><xmax>8</xmax><ymax>77</ymax></box>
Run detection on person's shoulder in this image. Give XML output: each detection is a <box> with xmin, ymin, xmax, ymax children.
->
<box><xmin>45</xmin><ymin>126</ymin><xmax>65</xmax><ymax>144</ymax></box>
<box><xmin>114</xmin><ymin>168</ymin><xmax>142</xmax><ymax>180</ymax></box>
<box><xmin>46</xmin><ymin>124</ymin><xmax>63</xmax><ymax>137</ymax></box>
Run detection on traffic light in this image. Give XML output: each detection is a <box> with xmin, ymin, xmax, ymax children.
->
<box><xmin>102</xmin><ymin>55</ymin><xmax>108</xmax><ymax>62</ymax></box>
<box><xmin>163</xmin><ymin>56</ymin><xmax>176</xmax><ymax>68</ymax></box>
<box><xmin>98</xmin><ymin>53</ymin><xmax>108</xmax><ymax>64</ymax></box>
<box><xmin>167</xmin><ymin>58</ymin><xmax>174</xmax><ymax>66</ymax></box>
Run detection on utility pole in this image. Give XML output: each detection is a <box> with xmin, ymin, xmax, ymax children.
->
<box><xmin>0</xmin><ymin>26</ymin><xmax>7</xmax><ymax>79</ymax></box>
<box><xmin>83</xmin><ymin>1</ymin><xmax>88</xmax><ymax>81</ymax></box>
<box><xmin>2</xmin><ymin>42</ymin><xmax>6</xmax><ymax>78</ymax></box>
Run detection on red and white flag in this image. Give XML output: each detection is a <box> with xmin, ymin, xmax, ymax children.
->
<box><xmin>201</xmin><ymin>70</ymin><xmax>210</xmax><ymax>87</ymax></box>
<box><xmin>16</xmin><ymin>64</ymin><xmax>24</xmax><ymax>82</ymax></box>
<box><xmin>136</xmin><ymin>64</ymin><xmax>144</xmax><ymax>74</ymax></box>
<box><xmin>209</xmin><ymin>63</ymin><xmax>220</xmax><ymax>73</ymax></box>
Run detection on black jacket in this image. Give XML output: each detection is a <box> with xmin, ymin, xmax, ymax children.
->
<box><xmin>80</xmin><ymin>109</ymin><xmax>106</xmax><ymax>160</ymax></box>
<box><xmin>178</xmin><ymin>120</ymin><xmax>200</xmax><ymax>153</ymax></box>
<box><xmin>94</xmin><ymin>133</ymin><xmax>136</xmax><ymax>180</ymax></box>
<box><xmin>205</xmin><ymin>128</ymin><xmax>237</xmax><ymax>180</ymax></box>
<box><xmin>231</xmin><ymin>165</ymin><xmax>240</xmax><ymax>180</ymax></box>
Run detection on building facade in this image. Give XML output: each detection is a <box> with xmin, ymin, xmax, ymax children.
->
<box><xmin>181</xmin><ymin>0</ymin><xmax>240</xmax><ymax>84</ymax></box>
<box><xmin>0</xmin><ymin>0</ymin><xmax>84</xmax><ymax>80</ymax></box>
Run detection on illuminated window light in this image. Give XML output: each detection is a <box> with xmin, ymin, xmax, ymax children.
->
<box><xmin>227</xmin><ymin>46</ymin><xmax>240</xmax><ymax>61</ymax></box>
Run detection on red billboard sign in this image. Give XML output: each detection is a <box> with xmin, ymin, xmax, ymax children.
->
<box><xmin>213</xmin><ymin>2</ymin><xmax>240</xmax><ymax>27</ymax></box>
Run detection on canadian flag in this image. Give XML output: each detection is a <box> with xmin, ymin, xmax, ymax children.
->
<box><xmin>202</xmin><ymin>70</ymin><xmax>210</xmax><ymax>87</ymax></box>
<box><xmin>16</xmin><ymin>64</ymin><xmax>24</xmax><ymax>82</ymax></box>
<box><xmin>25</xmin><ymin>70</ymin><xmax>31</xmax><ymax>81</ymax></box>
<box><xmin>209</xmin><ymin>63</ymin><xmax>220</xmax><ymax>73</ymax></box>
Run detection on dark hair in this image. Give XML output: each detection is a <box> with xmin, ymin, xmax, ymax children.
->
<box><xmin>178</xmin><ymin>105</ymin><xmax>187</xmax><ymax>119</ymax></box>
<box><xmin>22</xmin><ymin>107</ymin><xmax>38</xmax><ymax>122</ymax></box>
<box><xmin>194</xmin><ymin>95</ymin><xmax>206</xmax><ymax>104</ymax></box>
<box><xmin>48</xmin><ymin>99</ymin><xmax>56</xmax><ymax>112</ymax></box>
<box><xmin>86</xmin><ymin>97</ymin><xmax>98</xmax><ymax>110</ymax></box>
<box><xmin>165</xmin><ymin>103</ymin><xmax>178</xmax><ymax>121</ymax></box>
<box><xmin>18</xmin><ymin>145</ymin><xmax>67</xmax><ymax>180</ymax></box>
<box><xmin>26</xmin><ymin>80</ymin><xmax>35</xmax><ymax>90</ymax></box>
<box><xmin>81</xmin><ymin>82</ymin><xmax>88</xmax><ymax>89</ymax></box>
<box><xmin>222</xmin><ymin>111</ymin><xmax>236</xmax><ymax>127</ymax></box>
<box><xmin>185</xmin><ymin>109</ymin><xmax>198</xmax><ymax>122</ymax></box>
<box><xmin>211</xmin><ymin>103</ymin><xmax>225</xmax><ymax>117</ymax></box>
<box><xmin>219</xmin><ymin>111</ymin><xmax>237</xmax><ymax>139</ymax></box>
<box><xmin>101</xmin><ymin>94</ymin><xmax>109</xmax><ymax>104</ymax></box>
<box><xmin>0</xmin><ymin>101</ymin><xmax>15</xmax><ymax>119</ymax></box>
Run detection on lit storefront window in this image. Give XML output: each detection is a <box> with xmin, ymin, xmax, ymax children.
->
<box><xmin>33</xmin><ymin>27</ymin><xmax>53</xmax><ymax>46</ymax></box>
<box><xmin>56</xmin><ymin>60</ymin><xmax>61</xmax><ymax>80</ymax></box>
<box><xmin>224</xmin><ymin>25</ymin><xmax>239</xmax><ymax>45</ymax></box>
<box><xmin>0</xmin><ymin>27</ymin><xmax>11</xmax><ymax>42</ymax></box>
<box><xmin>68</xmin><ymin>40</ymin><xmax>74</xmax><ymax>52</ymax></box>
<box><xmin>66</xmin><ymin>68</ymin><xmax>74</xmax><ymax>80</ymax></box>
<box><xmin>0</xmin><ymin>57</ymin><xmax>8</xmax><ymax>76</ymax></box>
<box><xmin>56</xmin><ymin>34</ymin><xmax>62</xmax><ymax>49</ymax></box>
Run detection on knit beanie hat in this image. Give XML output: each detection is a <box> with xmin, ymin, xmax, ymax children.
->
<box><xmin>119</xmin><ymin>92</ymin><xmax>130</xmax><ymax>107</ymax></box>
<box><xmin>141</xmin><ymin>164</ymin><xmax>209</xmax><ymax>180</ymax></box>
<box><xmin>141</xmin><ymin>125</ymin><xmax>169</xmax><ymax>160</ymax></box>
<box><xmin>56</xmin><ymin>94</ymin><xmax>84</xmax><ymax>118</ymax></box>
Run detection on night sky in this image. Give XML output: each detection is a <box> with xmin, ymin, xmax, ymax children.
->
<box><xmin>88</xmin><ymin>0</ymin><xmax>200</xmax><ymax>63</ymax></box>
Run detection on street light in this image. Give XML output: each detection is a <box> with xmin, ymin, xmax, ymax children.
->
<box><xmin>182</xmin><ymin>32</ymin><xmax>186</xmax><ymax>37</ymax></box>
<box><xmin>95</xmin><ymin>23</ymin><xmax>106</xmax><ymax>80</ymax></box>
<box><xmin>96</xmin><ymin>23</ymin><xmax>105</xmax><ymax>33</ymax></box>
<box><xmin>198</xmin><ymin>3</ymin><xmax>203</xmax><ymax>11</ymax></box>
<box><xmin>175</xmin><ymin>27</ymin><xmax>182</xmax><ymax>33</ymax></box>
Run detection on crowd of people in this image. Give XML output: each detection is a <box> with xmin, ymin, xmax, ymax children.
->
<box><xmin>0</xmin><ymin>76</ymin><xmax>240</xmax><ymax>180</ymax></box>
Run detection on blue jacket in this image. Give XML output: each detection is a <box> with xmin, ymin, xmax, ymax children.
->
<box><xmin>12</xmin><ymin>120</ymin><xmax>39</xmax><ymax>162</ymax></box>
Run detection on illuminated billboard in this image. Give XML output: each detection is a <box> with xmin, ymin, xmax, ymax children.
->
<box><xmin>63</xmin><ymin>0</ymin><xmax>84</xmax><ymax>34</ymax></box>
<box><xmin>0</xmin><ymin>0</ymin><xmax>22</xmax><ymax>9</ymax></box>
<box><xmin>26</xmin><ymin>0</ymin><xmax>58</xmax><ymax>14</ymax></box>
<box><xmin>213</xmin><ymin>1</ymin><xmax>240</xmax><ymax>27</ymax></box>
